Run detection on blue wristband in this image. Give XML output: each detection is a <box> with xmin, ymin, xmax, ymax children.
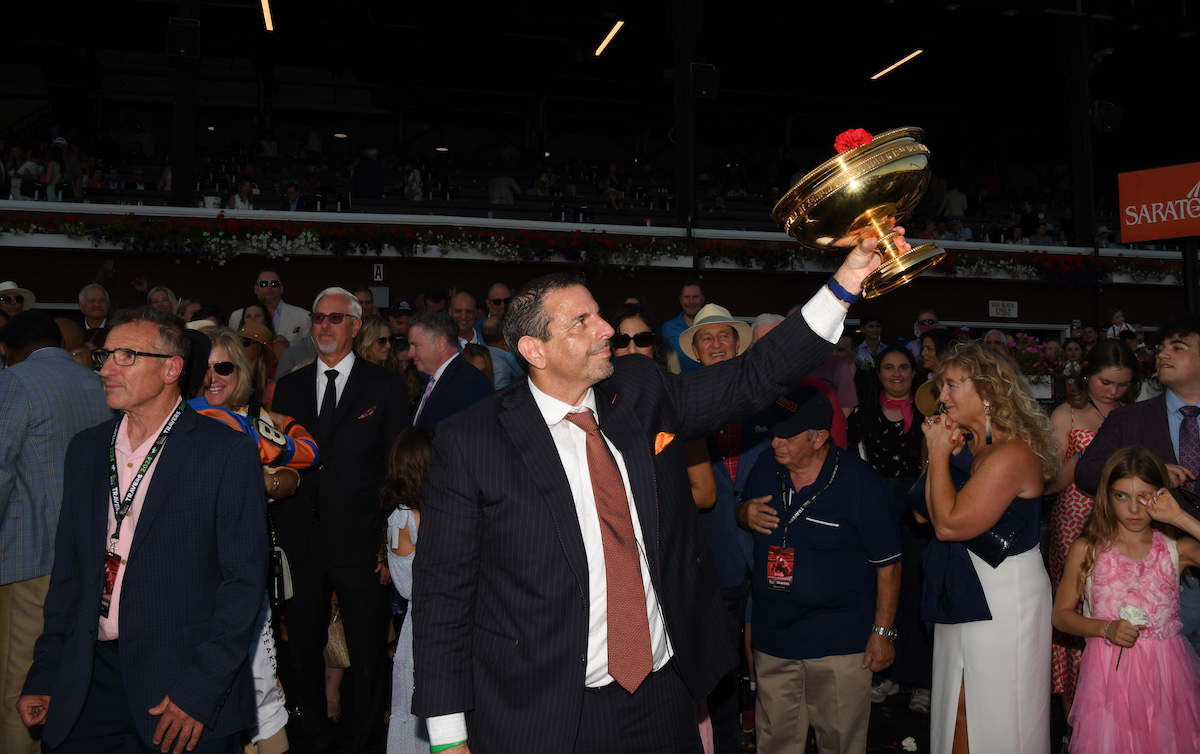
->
<box><xmin>827</xmin><ymin>276</ymin><xmax>861</xmax><ymax>305</ymax></box>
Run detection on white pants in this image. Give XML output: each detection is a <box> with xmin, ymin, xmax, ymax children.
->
<box><xmin>249</xmin><ymin>596</ymin><xmax>289</xmax><ymax>742</ymax></box>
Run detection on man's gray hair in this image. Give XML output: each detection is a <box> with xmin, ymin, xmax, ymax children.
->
<box><xmin>750</xmin><ymin>313</ymin><xmax>785</xmax><ymax>343</ymax></box>
<box><xmin>108</xmin><ymin>306</ymin><xmax>190</xmax><ymax>360</ymax></box>
<box><xmin>79</xmin><ymin>283</ymin><xmax>109</xmax><ymax>304</ymax></box>
<box><xmin>409</xmin><ymin>310</ymin><xmax>458</xmax><ymax>349</ymax></box>
<box><xmin>312</xmin><ymin>287</ymin><xmax>362</xmax><ymax>318</ymax></box>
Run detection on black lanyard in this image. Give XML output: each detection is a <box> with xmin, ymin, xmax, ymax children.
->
<box><xmin>107</xmin><ymin>401</ymin><xmax>185</xmax><ymax>552</ymax></box>
<box><xmin>778</xmin><ymin>452</ymin><xmax>840</xmax><ymax>549</ymax></box>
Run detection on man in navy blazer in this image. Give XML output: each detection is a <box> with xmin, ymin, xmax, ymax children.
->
<box><xmin>1077</xmin><ymin>313</ymin><xmax>1200</xmax><ymax>652</ymax></box>
<box><xmin>412</xmin><ymin>238</ymin><xmax>896</xmax><ymax>754</ymax></box>
<box><xmin>17</xmin><ymin>307</ymin><xmax>267</xmax><ymax>753</ymax></box>
<box><xmin>408</xmin><ymin>310</ymin><xmax>493</xmax><ymax>428</ymax></box>
<box><xmin>272</xmin><ymin>288</ymin><xmax>410</xmax><ymax>753</ymax></box>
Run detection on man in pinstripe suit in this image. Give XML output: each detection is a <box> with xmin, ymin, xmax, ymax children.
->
<box><xmin>413</xmin><ymin>236</ymin><xmax>898</xmax><ymax>753</ymax></box>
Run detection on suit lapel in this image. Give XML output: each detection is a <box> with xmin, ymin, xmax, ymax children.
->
<box><xmin>595</xmin><ymin>384</ymin><xmax>661</xmax><ymax>570</ymax></box>
<box><xmin>498</xmin><ymin>387</ymin><xmax>589</xmax><ymax>597</ymax></box>
<box><xmin>127</xmin><ymin>407</ymin><xmax>195</xmax><ymax>561</ymax></box>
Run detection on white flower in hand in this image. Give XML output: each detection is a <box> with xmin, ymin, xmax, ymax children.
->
<box><xmin>1119</xmin><ymin>605</ymin><xmax>1148</xmax><ymax>626</ymax></box>
<box><xmin>902</xmin><ymin>736</ymin><xmax>918</xmax><ymax>752</ymax></box>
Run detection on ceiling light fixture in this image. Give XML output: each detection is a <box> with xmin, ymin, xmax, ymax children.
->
<box><xmin>260</xmin><ymin>0</ymin><xmax>274</xmax><ymax>31</ymax></box>
<box><xmin>870</xmin><ymin>49</ymin><xmax>923</xmax><ymax>80</ymax></box>
<box><xmin>333</xmin><ymin>132</ymin><xmax>348</xmax><ymax>139</ymax></box>
<box><xmin>595</xmin><ymin>20</ymin><xmax>624</xmax><ymax>56</ymax></box>
<box><xmin>435</xmin><ymin>146</ymin><xmax>450</xmax><ymax>152</ymax></box>
<box><xmin>207</xmin><ymin>125</ymin><xmax>215</xmax><ymax>131</ymax></box>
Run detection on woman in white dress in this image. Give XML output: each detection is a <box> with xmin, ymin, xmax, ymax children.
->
<box><xmin>917</xmin><ymin>342</ymin><xmax>1059</xmax><ymax>754</ymax></box>
<box><xmin>381</xmin><ymin>427</ymin><xmax>435</xmax><ymax>754</ymax></box>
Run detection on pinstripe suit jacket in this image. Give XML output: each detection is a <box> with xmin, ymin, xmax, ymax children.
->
<box><xmin>0</xmin><ymin>348</ymin><xmax>112</xmax><ymax>585</ymax></box>
<box><xmin>412</xmin><ymin>307</ymin><xmax>835</xmax><ymax>753</ymax></box>
<box><xmin>23</xmin><ymin>406</ymin><xmax>268</xmax><ymax>747</ymax></box>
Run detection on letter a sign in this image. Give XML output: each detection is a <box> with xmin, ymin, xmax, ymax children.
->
<box><xmin>1118</xmin><ymin>162</ymin><xmax>1200</xmax><ymax>243</ymax></box>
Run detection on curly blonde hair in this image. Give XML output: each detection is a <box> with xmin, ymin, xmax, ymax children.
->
<box><xmin>935</xmin><ymin>341</ymin><xmax>1059</xmax><ymax>481</ymax></box>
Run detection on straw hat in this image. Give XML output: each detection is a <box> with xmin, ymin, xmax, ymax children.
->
<box><xmin>678</xmin><ymin>304</ymin><xmax>753</xmax><ymax>363</ymax></box>
<box><xmin>0</xmin><ymin>281</ymin><xmax>35</xmax><ymax>310</ymax></box>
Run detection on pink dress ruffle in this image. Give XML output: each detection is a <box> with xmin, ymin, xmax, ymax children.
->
<box><xmin>1068</xmin><ymin>530</ymin><xmax>1200</xmax><ymax>753</ymax></box>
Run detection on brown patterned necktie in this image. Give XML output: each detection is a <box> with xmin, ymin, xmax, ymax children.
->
<box><xmin>564</xmin><ymin>408</ymin><xmax>653</xmax><ymax>693</ymax></box>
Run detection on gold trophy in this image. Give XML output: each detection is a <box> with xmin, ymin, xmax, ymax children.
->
<box><xmin>771</xmin><ymin>127</ymin><xmax>945</xmax><ymax>298</ymax></box>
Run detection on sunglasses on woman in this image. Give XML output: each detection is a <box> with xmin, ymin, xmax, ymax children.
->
<box><xmin>610</xmin><ymin>331</ymin><xmax>655</xmax><ymax>349</ymax></box>
<box><xmin>207</xmin><ymin>362</ymin><xmax>236</xmax><ymax>376</ymax></box>
<box><xmin>375</xmin><ymin>336</ymin><xmax>390</xmax><ymax>346</ymax></box>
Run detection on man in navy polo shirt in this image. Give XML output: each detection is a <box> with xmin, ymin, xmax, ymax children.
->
<box><xmin>737</xmin><ymin>386</ymin><xmax>901</xmax><ymax>754</ymax></box>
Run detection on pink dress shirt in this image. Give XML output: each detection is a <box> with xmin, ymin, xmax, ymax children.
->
<box><xmin>98</xmin><ymin>411</ymin><xmax>173</xmax><ymax>641</ymax></box>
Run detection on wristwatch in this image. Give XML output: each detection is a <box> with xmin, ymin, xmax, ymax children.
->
<box><xmin>871</xmin><ymin>624</ymin><xmax>898</xmax><ymax>641</ymax></box>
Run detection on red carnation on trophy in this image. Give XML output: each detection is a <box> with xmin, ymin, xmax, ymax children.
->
<box><xmin>834</xmin><ymin>128</ymin><xmax>873</xmax><ymax>154</ymax></box>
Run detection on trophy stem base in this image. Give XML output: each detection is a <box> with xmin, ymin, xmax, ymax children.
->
<box><xmin>861</xmin><ymin>243</ymin><xmax>945</xmax><ymax>299</ymax></box>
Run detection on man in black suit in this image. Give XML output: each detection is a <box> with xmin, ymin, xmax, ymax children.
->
<box><xmin>272</xmin><ymin>287</ymin><xmax>410</xmax><ymax>754</ymax></box>
<box><xmin>1077</xmin><ymin>313</ymin><xmax>1200</xmax><ymax>652</ymax></box>
<box><xmin>412</xmin><ymin>237</ymin><xmax>893</xmax><ymax>754</ymax></box>
<box><xmin>408</xmin><ymin>310</ymin><xmax>493</xmax><ymax>428</ymax></box>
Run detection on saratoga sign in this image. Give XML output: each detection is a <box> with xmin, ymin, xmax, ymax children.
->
<box><xmin>1119</xmin><ymin>162</ymin><xmax>1200</xmax><ymax>243</ymax></box>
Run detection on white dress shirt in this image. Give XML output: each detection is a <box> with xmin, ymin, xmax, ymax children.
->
<box><xmin>527</xmin><ymin>379</ymin><xmax>674</xmax><ymax>687</ymax></box>
<box><xmin>314</xmin><ymin>350</ymin><xmax>355</xmax><ymax>411</ymax></box>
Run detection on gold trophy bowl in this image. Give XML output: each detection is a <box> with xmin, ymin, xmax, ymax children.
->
<box><xmin>771</xmin><ymin>126</ymin><xmax>945</xmax><ymax>299</ymax></box>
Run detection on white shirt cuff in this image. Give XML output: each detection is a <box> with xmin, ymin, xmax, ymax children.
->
<box><xmin>801</xmin><ymin>285</ymin><xmax>847</xmax><ymax>345</ymax></box>
<box><xmin>428</xmin><ymin>713</ymin><xmax>468</xmax><ymax>747</ymax></box>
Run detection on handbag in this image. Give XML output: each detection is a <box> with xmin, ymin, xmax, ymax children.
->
<box><xmin>324</xmin><ymin>598</ymin><xmax>351</xmax><ymax>668</ymax></box>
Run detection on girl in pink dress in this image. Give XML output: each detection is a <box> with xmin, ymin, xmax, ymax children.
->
<box><xmin>1052</xmin><ymin>446</ymin><xmax>1200</xmax><ymax>753</ymax></box>
<box><xmin>1045</xmin><ymin>341</ymin><xmax>1137</xmax><ymax>709</ymax></box>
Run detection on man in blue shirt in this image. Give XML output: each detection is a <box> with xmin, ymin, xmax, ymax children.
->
<box><xmin>737</xmin><ymin>386</ymin><xmax>901</xmax><ymax>754</ymax></box>
<box><xmin>661</xmin><ymin>279</ymin><xmax>705</xmax><ymax>373</ymax></box>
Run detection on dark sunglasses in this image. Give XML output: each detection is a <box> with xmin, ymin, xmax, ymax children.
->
<box><xmin>257</xmin><ymin>279</ymin><xmax>283</xmax><ymax>288</ymax></box>
<box><xmin>610</xmin><ymin>331</ymin><xmax>655</xmax><ymax>349</ymax></box>
<box><xmin>310</xmin><ymin>312</ymin><xmax>357</xmax><ymax>325</ymax></box>
<box><xmin>241</xmin><ymin>337</ymin><xmax>260</xmax><ymax>348</ymax></box>
<box><xmin>375</xmin><ymin>336</ymin><xmax>390</xmax><ymax>346</ymax></box>
<box><xmin>917</xmin><ymin>318</ymin><xmax>938</xmax><ymax>326</ymax></box>
<box><xmin>0</xmin><ymin>295</ymin><xmax>23</xmax><ymax>304</ymax></box>
<box><xmin>207</xmin><ymin>361</ymin><xmax>236</xmax><ymax>376</ymax></box>
<box><xmin>489</xmin><ymin>297</ymin><xmax>512</xmax><ymax>307</ymax></box>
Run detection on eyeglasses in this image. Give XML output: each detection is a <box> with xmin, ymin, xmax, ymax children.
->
<box><xmin>375</xmin><ymin>336</ymin><xmax>390</xmax><ymax>346</ymax></box>
<box><xmin>310</xmin><ymin>312</ymin><xmax>357</xmax><ymax>325</ymax></box>
<box><xmin>0</xmin><ymin>295</ymin><xmax>23</xmax><ymax>304</ymax></box>
<box><xmin>610</xmin><ymin>331</ymin><xmax>655</xmax><ymax>349</ymax></box>
<box><xmin>489</xmin><ymin>297</ymin><xmax>512</xmax><ymax>307</ymax></box>
<box><xmin>207</xmin><ymin>361</ymin><xmax>236</xmax><ymax>376</ymax></box>
<box><xmin>917</xmin><ymin>319</ymin><xmax>938</xmax><ymax>326</ymax></box>
<box><xmin>91</xmin><ymin>348</ymin><xmax>175</xmax><ymax>367</ymax></box>
<box><xmin>240</xmin><ymin>337</ymin><xmax>261</xmax><ymax>348</ymax></box>
<box><xmin>257</xmin><ymin>279</ymin><xmax>283</xmax><ymax>288</ymax></box>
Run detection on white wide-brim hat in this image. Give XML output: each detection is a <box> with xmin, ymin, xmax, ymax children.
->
<box><xmin>0</xmin><ymin>281</ymin><xmax>35</xmax><ymax>310</ymax></box>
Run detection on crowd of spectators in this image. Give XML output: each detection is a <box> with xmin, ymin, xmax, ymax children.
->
<box><xmin>1</xmin><ymin>118</ymin><xmax>1145</xmax><ymax>247</ymax></box>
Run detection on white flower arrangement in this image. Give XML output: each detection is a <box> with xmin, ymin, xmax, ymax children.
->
<box><xmin>902</xmin><ymin>736</ymin><xmax>918</xmax><ymax>751</ymax></box>
<box><xmin>1119</xmin><ymin>605</ymin><xmax>1148</xmax><ymax>626</ymax></box>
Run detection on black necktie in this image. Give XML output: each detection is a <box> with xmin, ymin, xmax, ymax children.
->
<box><xmin>319</xmin><ymin>369</ymin><xmax>338</xmax><ymax>436</ymax></box>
